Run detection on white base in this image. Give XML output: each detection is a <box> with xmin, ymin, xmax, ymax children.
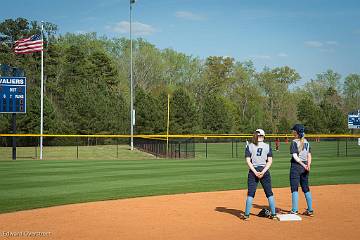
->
<box><xmin>277</xmin><ymin>214</ymin><xmax>302</xmax><ymax>221</ymax></box>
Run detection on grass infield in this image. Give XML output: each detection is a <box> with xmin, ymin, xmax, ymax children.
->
<box><xmin>0</xmin><ymin>141</ymin><xmax>359</xmax><ymax>213</ymax></box>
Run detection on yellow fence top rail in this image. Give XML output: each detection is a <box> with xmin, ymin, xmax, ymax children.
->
<box><xmin>0</xmin><ymin>133</ymin><xmax>360</xmax><ymax>138</ymax></box>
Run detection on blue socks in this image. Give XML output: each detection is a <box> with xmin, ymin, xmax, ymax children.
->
<box><xmin>304</xmin><ymin>191</ymin><xmax>313</xmax><ymax>212</ymax></box>
<box><xmin>292</xmin><ymin>191</ymin><xmax>299</xmax><ymax>212</ymax></box>
<box><xmin>245</xmin><ymin>196</ymin><xmax>276</xmax><ymax>216</ymax></box>
<box><xmin>268</xmin><ymin>196</ymin><xmax>276</xmax><ymax>215</ymax></box>
<box><xmin>245</xmin><ymin>196</ymin><xmax>254</xmax><ymax>216</ymax></box>
<box><xmin>291</xmin><ymin>191</ymin><xmax>313</xmax><ymax>212</ymax></box>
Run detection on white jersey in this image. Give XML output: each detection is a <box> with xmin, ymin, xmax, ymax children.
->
<box><xmin>290</xmin><ymin>139</ymin><xmax>311</xmax><ymax>163</ymax></box>
<box><xmin>245</xmin><ymin>142</ymin><xmax>273</xmax><ymax>167</ymax></box>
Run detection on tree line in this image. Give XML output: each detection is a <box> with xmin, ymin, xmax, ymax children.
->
<box><xmin>0</xmin><ymin>18</ymin><xmax>359</xmax><ymax>137</ymax></box>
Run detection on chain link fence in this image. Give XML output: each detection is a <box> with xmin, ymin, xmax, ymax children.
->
<box><xmin>0</xmin><ymin>135</ymin><xmax>359</xmax><ymax>160</ymax></box>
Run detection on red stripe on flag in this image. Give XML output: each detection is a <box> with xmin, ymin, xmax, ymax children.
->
<box><xmin>15</xmin><ymin>40</ymin><xmax>43</xmax><ymax>47</ymax></box>
<box><xmin>15</xmin><ymin>37</ymin><xmax>31</xmax><ymax>44</ymax></box>
<box><xmin>14</xmin><ymin>35</ymin><xmax>43</xmax><ymax>54</ymax></box>
<box><xmin>15</xmin><ymin>43</ymin><xmax>43</xmax><ymax>50</ymax></box>
<box><xmin>15</xmin><ymin>48</ymin><xmax>43</xmax><ymax>54</ymax></box>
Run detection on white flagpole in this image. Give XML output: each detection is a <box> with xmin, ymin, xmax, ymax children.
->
<box><xmin>40</xmin><ymin>21</ymin><xmax>44</xmax><ymax>159</ymax></box>
<box><xmin>130</xmin><ymin>0</ymin><xmax>134</xmax><ymax>150</ymax></box>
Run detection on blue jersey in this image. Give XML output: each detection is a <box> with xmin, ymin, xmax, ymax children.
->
<box><xmin>290</xmin><ymin>139</ymin><xmax>311</xmax><ymax>163</ymax></box>
<box><xmin>245</xmin><ymin>142</ymin><xmax>273</xmax><ymax>167</ymax></box>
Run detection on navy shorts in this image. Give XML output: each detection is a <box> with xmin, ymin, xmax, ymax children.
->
<box><xmin>247</xmin><ymin>166</ymin><xmax>273</xmax><ymax>198</ymax></box>
<box><xmin>290</xmin><ymin>162</ymin><xmax>310</xmax><ymax>193</ymax></box>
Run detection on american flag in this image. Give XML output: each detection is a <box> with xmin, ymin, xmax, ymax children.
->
<box><xmin>14</xmin><ymin>34</ymin><xmax>43</xmax><ymax>54</ymax></box>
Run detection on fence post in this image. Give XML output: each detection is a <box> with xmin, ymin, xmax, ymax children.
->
<box><xmin>155</xmin><ymin>141</ymin><xmax>158</xmax><ymax>159</ymax></box>
<box><xmin>345</xmin><ymin>138</ymin><xmax>348</xmax><ymax>157</ymax></box>
<box><xmin>158</xmin><ymin>142</ymin><xmax>160</xmax><ymax>158</ymax></box>
<box><xmin>155</xmin><ymin>142</ymin><xmax>158</xmax><ymax>158</ymax></box>
<box><xmin>236</xmin><ymin>140</ymin><xmax>238</xmax><ymax>158</ymax></box>
<box><xmin>231</xmin><ymin>139</ymin><xmax>234</xmax><ymax>158</ymax></box>
<box><xmin>12</xmin><ymin>113</ymin><xmax>17</xmax><ymax>160</ymax></box>
<box><xmin>35</xmin><ymin>145</ymin><xmax>37</xmax><ymax>159</ymax></box>
<box><xmin>205</xmin><ymin>140</ymin><xmax>208</xmax><ymax>159</ymax></box>
<box><xmin>171</xmin><ymin>143</ymin><xmax>173</xmax><ymax>158</ymax></box>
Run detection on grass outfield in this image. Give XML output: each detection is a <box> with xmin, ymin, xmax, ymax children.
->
<box><xmin>0</xmin><ymin>141</ymin><xmax>359</xmax><ymax>213</ymax></box>
<box><xmin>0</xmin><ymin>144</ymin><xmax>156</xmax><ymax>160</ymax></box>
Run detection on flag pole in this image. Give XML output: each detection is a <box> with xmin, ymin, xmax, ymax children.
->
<box><xmin>40</xmin><ymin>21</ymin><xmax>44</xmax><ymax>160</ymax></box>
<box><xmin>130</xmin><ymin>0</ymin><xmax>135</xmax><ymax>150</ymax></box>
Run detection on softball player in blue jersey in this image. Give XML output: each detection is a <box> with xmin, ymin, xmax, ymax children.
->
<box><xmin>289</xmin><ymin>124</ymin><xmax>314</xmax><ymax>216</ymax></box>
<box><xmin>244</xmin><ymin>129</ymin><xmax>277</xmax><ymax>220</ymax></box>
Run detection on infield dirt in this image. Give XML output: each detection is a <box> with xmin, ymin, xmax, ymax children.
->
<box><xmin>0</xmin><ymin>184</ymin><xmax>359</xmax><ymax>240</ymax></box>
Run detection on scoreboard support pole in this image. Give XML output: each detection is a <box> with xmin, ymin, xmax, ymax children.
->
<box><xmin>12</xmin><ymin>113</ymin><xmax>16</xmax><ymax>160</ymax></box>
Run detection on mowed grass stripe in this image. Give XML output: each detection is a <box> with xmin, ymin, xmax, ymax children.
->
<box><xmin>1</xmin><ymin>162</ymin><xmax>357</xmax><ymax>195</ymax></box>
<box><xmin>1</xmin><ymin>164</ymin><xmax>246</xmax><ymax>190</ymax></box>
<box><xmin>0</xmin><ymin>159</ymin><xmax>242</xmax><ymax>177</ymax></box>
<box><xmin>0</xmin><ymin>177</ymin><xmax>245</xmax><ymax>213</ymax></box>
<box><xmin>2</xmin><ymin>157</ymin><xmax>358</xmax><ymax>189</ymax></box>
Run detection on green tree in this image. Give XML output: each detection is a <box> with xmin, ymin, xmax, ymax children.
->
<box><xmin>320</xmin><ymin>88</ymin><xmax>347</xmax><ymax>133</ymax></box>
<box><xmin>197</xmin><ymin>56</ymin><xmax>234</xmax><ymax>96</ymax></box>
<box><xmin>304</xmin><ymin>69</ymin><xmax>341</xmax><ymax>104</ymax></box>
<box><xmin>230</xmin><ymin>61</ymin><xmax>265</xmax><ymax>132</ymax></box>
<box><xmin>297</xmin><ymin>95</ymin><xmax>325</xmax><ymax>133</ymax></box>
<box><xmin>202</xmin><ymin>94</ymin><xmax>232</xmax><ymax>133</ymax></box>
<box><xmin>170</xmin><ymin>88</ymin><xmax>198</xmax><ymax>134</ymax></box>
<box><xmin>161</xmin><ymin>48</ymin><xmax>202</xmax><ymax>86</ymax></box>
<box><xmin>135</xmin><ymin>86</ymin><xmax>163</xmax><ymax>134</ymax></box>
<box><xmin>257</xmin><ymin>66</ymin><xmax>300</xmax><ymax>132</ymax></box>
<box><xmin>343</xmin><ymin>74</ymin><xmax>360</xmax><ymax>112</ymax></box>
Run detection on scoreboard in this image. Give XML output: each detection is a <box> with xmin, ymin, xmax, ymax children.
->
<box><xmin>348</xmin><ymin>111</ymin><xmax>360</xmax><ymax>129</ymax></box>
<box><xmin>0</xmin><ymin>77</ymin><xmax>26</xmax><ymax>113</ymax></box>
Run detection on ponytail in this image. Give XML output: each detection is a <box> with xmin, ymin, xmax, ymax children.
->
<box><xmin>252</xmin><ymin>132</ymin><xmax>259</xmax><ymax>146</ymax></box>
<box><xmin>298</xmin><ymin>132</ymin><xmax>305</xmax><ymax>152</ymax></box>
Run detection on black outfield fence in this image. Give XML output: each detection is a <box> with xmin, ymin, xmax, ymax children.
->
<box><xmin>134</xmin><ymin>137</ymin><xmax>195</xmax><ymax>158</ymax></box>
<box><xmin>0</xmin><ymin>134</ymin><xmax>359</xmax><ymax>160</ymax></box>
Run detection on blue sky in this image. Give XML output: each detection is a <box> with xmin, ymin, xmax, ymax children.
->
<box><xmin>1</xmin><ymin>0</ymin><xmax>360</xmax><ymax>84</ymax></box>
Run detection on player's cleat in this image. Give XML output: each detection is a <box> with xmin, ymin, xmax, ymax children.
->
<box><xmin>243</xmin><ymin>215</ymin><xmax>250</xmax><ymax>221</ymax></box>
<box><xmin>290</xmin><ymin>210</ymin><xmax>298</xmax><ymax>215</ymax></box>
<box><xmin>303</xmin><ymin>210</ymin><xmax>314</xmax><ymax>217</ymax></box>
<box><xmin>269</xmin><ymin>214</ymin><xmax>279</xmax><ymax>220</ymax></box>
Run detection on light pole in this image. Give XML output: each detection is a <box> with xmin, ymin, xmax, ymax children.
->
<box><xmin>130</xmin><ymin>0</ymin><xmax>136</xmax><ymax>150</ymax></box>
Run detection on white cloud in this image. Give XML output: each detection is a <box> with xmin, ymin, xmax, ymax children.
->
<box><xmin>304</xmin><ymin>40</ymin><xmax>340</xmax><ymax>53</ymax></box>
<box><xmin>277</xmin><ymin>53</ymin><xmax>288</xmax><ymax>57</ymax></box>
<box><xmin>106</xmin><ymin>21</ymin><xmax>156</xmax><ymax>36</ymax></box>
<box><xmin>305</xmin><ymin>40</ymin><xmax>340</xmax><ymax>49</ymax></box>
<box><xmin>304</xmin><ymin>41</ymin><xmax>323</xmax><ymax>48</ymax></box>
<box><xmin>250</xmin><ymin>55</ymin><xmax>271</xmax><ymax>60</ymax></box>
<box><xmin>175</xmin><ymin>11</ymin><xmax>206</xmax><ymax>21</ymax></box>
